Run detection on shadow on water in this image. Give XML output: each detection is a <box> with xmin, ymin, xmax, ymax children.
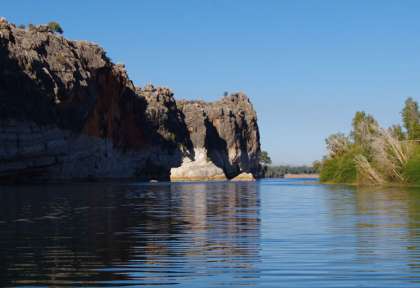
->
<box><xmin>0</xmin><ymin>181</ymin><xmax>261</xmax><ymax>287</ymax></box>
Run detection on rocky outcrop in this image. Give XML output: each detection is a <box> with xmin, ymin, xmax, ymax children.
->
<box><xmin>172</xmin><ymin>94</ymin><xmax>260</xmax><ymax>180</ymax></box>
<box><xmin>170</xmin><ymin>148</ymin><xmax>227</xmax><ymax>181</ymax></box>
<box><xmin>0</xmin><ymin>18</ymin><xmax>260</xmax><ymax>182</ymax></box>
<box><xmin>231</xmin><ymin>172</ymin><xmax>256</xmax><ymax>181</ymax></box>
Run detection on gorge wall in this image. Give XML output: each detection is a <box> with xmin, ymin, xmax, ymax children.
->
<box><xmin>0</xmin><ymin>18</ymin><xmax>261</xmax><ymax>182</ymax></box>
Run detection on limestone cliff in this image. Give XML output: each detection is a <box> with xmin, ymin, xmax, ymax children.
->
<box><xmin>0</xmin><ymin>18</ymin><xmax>260</xmax><ymax>182</ymax></box>
<box><xmin>172</xmin><ymin>94</ymin><xmax>260</xmax><ymax>180</ymax></box>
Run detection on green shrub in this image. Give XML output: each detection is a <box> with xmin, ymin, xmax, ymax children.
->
<box><xmin>318</xmin><ymin>97</ymin><xmax>420</xmax><ymax>186</ymax></box>
<box><xmin>403</xmin><ymin>146</ymin><xmax>420</xmax><ymax>184</ymax></box>
<box><xmin>319</xmin><ymin>158</ymin><xmax>339</xmax><ymax>182</ymax></box>
<box><xmin>335</xmin><ymin>151</ymin><xmax>358</xmax><ymax>183</ymax></box>
<box><xmin>47</xmin><ymin>21</ymin><xmax>63</xmax><ymax>34</ymax></box>
<box><xmin>320</xmin><ymin>148</ymin><xmax>358</xmax><ymax>184</ymax></box>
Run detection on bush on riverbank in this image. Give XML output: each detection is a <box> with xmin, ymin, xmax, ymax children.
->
<box><xmin>319</xmin><ymin>97</ymin><xmax>420</xmax><ymax>185</ymax></box>
<box><xmin>319</xmin><ymin>148</ymin><xmax>358</xmax><ymax>183</ymax></box>
<box><xmin>403</xmin><ymin>147</ymin><xmax>420</xmax><ymax>185</ymax></box>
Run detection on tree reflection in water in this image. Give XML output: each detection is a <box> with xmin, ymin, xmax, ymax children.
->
<box><xmin>324</xmin><ymin>184</ymin><xmax>420</xmax><ymax>282</ymax></box>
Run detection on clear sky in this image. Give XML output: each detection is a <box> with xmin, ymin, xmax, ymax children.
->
<box><xmin>4</xmin><ymin>0</ymin><xmax>420</xmax><ymax>165</ymax></box>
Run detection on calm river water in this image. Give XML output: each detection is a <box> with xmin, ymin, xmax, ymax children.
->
<box><xmin>1</xmin><ymin>179</ymin><xmax>420</xmax><ymax>287</ymax></box>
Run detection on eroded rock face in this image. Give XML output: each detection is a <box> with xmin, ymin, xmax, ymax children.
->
<box><xmin>0</xmin><ymin>19</ymin><xmax>260</xmax><ymax>182</ymax></box>
<box><xmin>174</xmin><ymin>93</ymin><xmax>260</xmax><ymax>180</ymax></box>
<box><xmin>170</xmin><ymin>148</ymin><xmax>226</xmax><ymax>181</ymax></box>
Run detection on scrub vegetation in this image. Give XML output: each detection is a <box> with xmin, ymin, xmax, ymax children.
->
<box><xmin>319</xmin><ymin>97</ymin><xmax>420</xmax><ymax>185</ymax></box>
<box><xmin>264</xmin><ymin>165</ymin><xmax>318</xmax><ymax>178</ymax></box>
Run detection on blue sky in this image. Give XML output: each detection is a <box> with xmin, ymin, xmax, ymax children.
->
<box><xmin>4</xmin><ymin>0</ymin><xmax>420</xmax><ymax>165</ymax></box>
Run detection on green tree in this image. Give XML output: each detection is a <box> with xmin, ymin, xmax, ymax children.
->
<box><xmin>259</xmin><ymin>150</ymin><xmax>272</xmax><ymax>165</ymax></box>
<box><xmin>351</xmin><ymin>111</ymin><xmax>379</xmax><ymax>146</ymax></box>
<box><xmin>402</xmin><ymin>97</ymin><xmax>420</xmax><ymax>140</ymax></box>
<box><xmin>312</xmin><ymin>160</ymin><xmax>321</xmax><ymax>173</ymax></box>
<box><xmin>47</xmin><ymin>21</ymin><xmax>63</xmax><ymax>34</ymax></box>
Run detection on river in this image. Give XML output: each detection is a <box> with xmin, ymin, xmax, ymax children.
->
<box><xmin>1</xmin><ymin>179</ymin><xmax>420</xmax><ymax>287</ymax></box>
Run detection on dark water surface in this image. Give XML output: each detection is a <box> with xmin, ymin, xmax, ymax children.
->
<box><xmin>1</xmin><ymin>179</ymin><xmax>420</xmax><ymax>287</ymax></box>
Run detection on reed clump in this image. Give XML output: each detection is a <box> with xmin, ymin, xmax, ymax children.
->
<box><xmin>319</xmin><ymin>98</ymin><xmax>420</xmax><ymax>186</ymax></box>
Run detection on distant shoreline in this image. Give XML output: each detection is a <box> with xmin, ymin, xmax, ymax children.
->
<box><xmin>283</xmin><ymin>173</ymin><xmax>319</xmax><ymax>179</ymax></box>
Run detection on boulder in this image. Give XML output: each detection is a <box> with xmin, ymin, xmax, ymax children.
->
<box><xmin>231</xmin><ymin>172</ymin><xmax>256</xmax><ymax>181</ymax></box>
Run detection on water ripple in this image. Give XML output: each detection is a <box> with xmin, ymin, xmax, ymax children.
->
<box><xmin>1</xmin><ymin>180</ymin><xmax>420</xmax><ymax>287</ymax></box>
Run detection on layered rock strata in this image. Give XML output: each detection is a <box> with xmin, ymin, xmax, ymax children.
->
<box><xmin>0</xmin><ymin>18</ymin><xmax>261</xmax><ymax>182</ymax></box>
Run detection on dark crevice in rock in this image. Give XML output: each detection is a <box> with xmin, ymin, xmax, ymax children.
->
<box><xmin>205</xmin><ymin>118</ymin><xmax>238</xmax><ymax>179</ymax></box>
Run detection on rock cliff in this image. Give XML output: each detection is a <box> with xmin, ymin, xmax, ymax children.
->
<box><xmin>171</xmin><ymin>94</ymin><xmax>260</xmax><ymax>180</ymax></box>
<box><xmin>0</xmin><ymin>18</ymin><xmax>261</xmax><ymax>182</ymax></box>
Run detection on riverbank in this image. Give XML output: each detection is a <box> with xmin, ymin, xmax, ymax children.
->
<box><xmin>318</xmin><ymin>99</ymin><xmax>420</xmax><ymax>186</ymax></box>
<box><xmin>284</xmin><ymin>173</ymin><xmax>319</xmax><ymax>179</ymax></box>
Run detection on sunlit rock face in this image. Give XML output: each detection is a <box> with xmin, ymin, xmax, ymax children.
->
<box><xmin>170</xmin><ymin>148</ymin><xmax>227</xmax><ymax>181</ymax></box>
<box><xmin>0</xmin><ymin>18</ymin><xmax>260</xmax><ymax>182</ymax></box>
<box><xmin>231</xmin><ymin>172</ymin><xmax>256</xmax><ymax>181</ymax></box>
<box><xmin>173</xmin><ymin>94</ymin><xmax>261</xmax><ymax>181</ymax></box>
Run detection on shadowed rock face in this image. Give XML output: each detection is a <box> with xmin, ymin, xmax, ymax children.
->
<box><xmin>0</xmin><ymin>19</ymin><xmax>260</xmax><ymax>182</ymax></box>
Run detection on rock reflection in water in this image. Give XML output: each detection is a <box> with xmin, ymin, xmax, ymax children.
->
<box><xmin>4</xmin><ymin>180</ymin><xmax>420</xmax><ymax>287</ymax></box>
<box><xmin>0</xmin><ymin>181</ymin><xmax>261</xmax><ymax>287</ymax></box>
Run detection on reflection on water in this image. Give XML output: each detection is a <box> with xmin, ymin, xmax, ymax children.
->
<box><xmin>324</xmin><ymin>185</ymin><xmax>420</xmax><ymax>283</ymax></box>
<box><xmin>1</xmin><ymin>180</ymin><xmax>420</xmax><ymax>287</ymax></box>
<box><xmin>0</xmin><ymin>182</ymin><xmax>260</xmax><ymax>287</ymax></box>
